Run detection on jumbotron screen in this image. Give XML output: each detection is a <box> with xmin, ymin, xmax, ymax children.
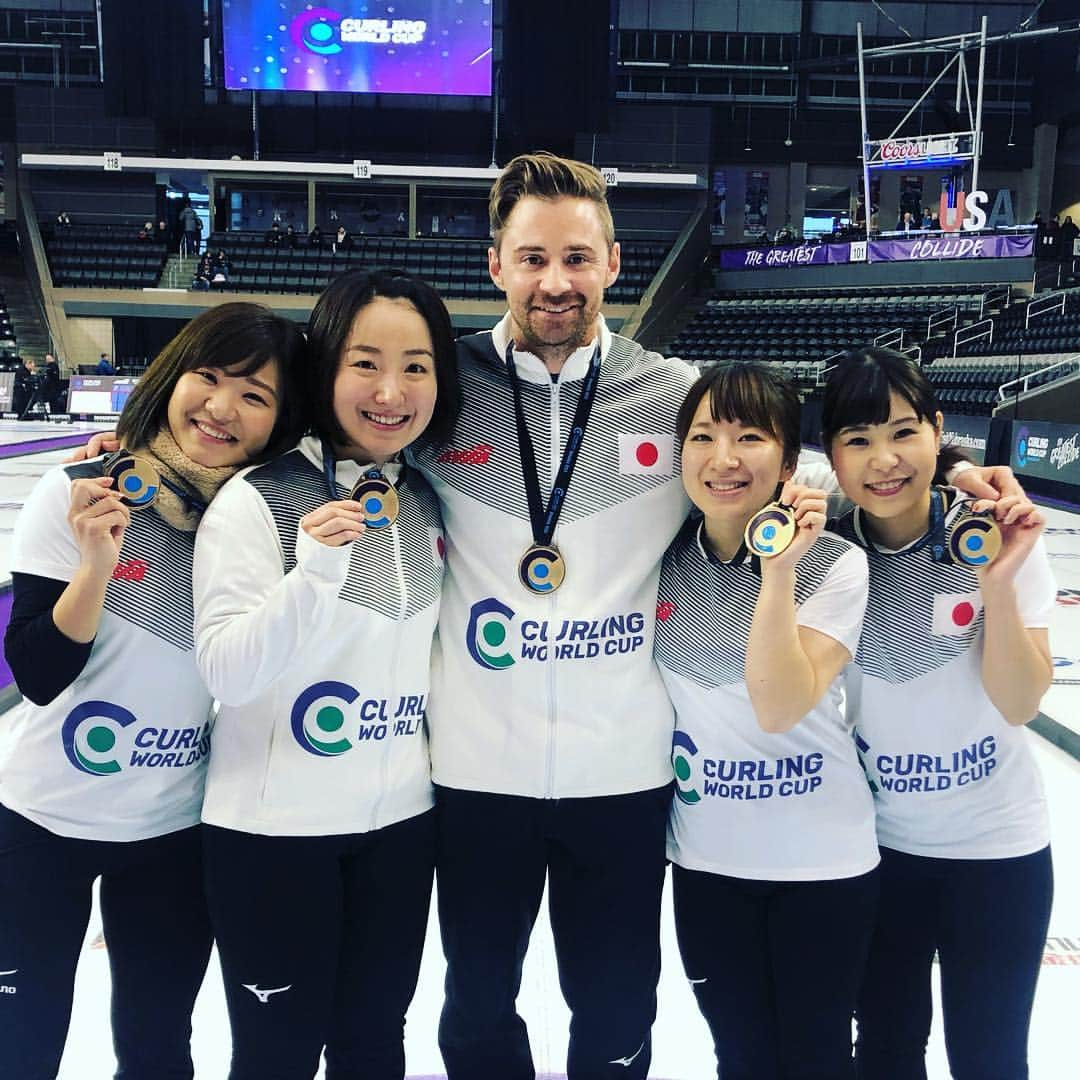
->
<box><xmin>223</xmin><ymin>0</ymin><xmax>493</xmax><ymax>95</ymax></box>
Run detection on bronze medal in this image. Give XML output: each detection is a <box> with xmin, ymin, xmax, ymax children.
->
<box><xmin>106</xmin><ymin>451</ymin><xmax>160</xmax><ymax>508</ymax></box>
<box><xmin>350</xmin><ymin>473</ymin><xmax>399</xmax><ymax>528</ymax></box>
<box><xmin>744</xmin><ymin>502</ymin><xmax>797</xmax><ymax>559</ymax></box>
<box><xmin>518</xmin><ymin>544</ymin><xmax>566</xmax><ymax>593</ymax></box>
<box><xmin>947</xmin><ymin>509</ymin><xmax>1002</xmax><ymax>567</ymax></box>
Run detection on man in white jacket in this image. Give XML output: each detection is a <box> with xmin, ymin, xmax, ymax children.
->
<box><xmin>415</xmin><ymin>153</ymin><xmax>694</xmax><ymax>1080</ymax></box>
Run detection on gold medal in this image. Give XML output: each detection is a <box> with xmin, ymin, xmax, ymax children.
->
<box><xmin>105</xmin><ymin>451</ymin><xmax>160</xmax><ymax>508</ymax></box>
<box><xmin>744</xmin><ymin>503</ymin><xmax>797</xmax><ymax>558</ymax></box>
<box><xmin>519</xmin><ymin>544</ymin><xmax>566</xmax><ymax>593</ymax></box>
<box><xmin>350</xmin><ymin>474</ymin><xmax>399</xmax><ymax>528</ymax></box>
<box><xmin>947</xmin><ymin>509</ymin><xmax>1002</xmax><ymax>567</ymax></box>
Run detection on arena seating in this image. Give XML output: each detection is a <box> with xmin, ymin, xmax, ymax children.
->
<box><xmin>200</xmin><ymin>232</ymin><xmax>666</xmax><ymax>303</ymax></box>
<box><xmin>0</xmin><ymin>295</ymin><xmax>15</xmax><ymax>362</ymax></box>
<box><xmin>954</xmin><ymin>293</ymin><xmax>1080</xmax><ymax>357</ymax></box>
<box><xmin>670</xmin><ymin>286</ymin><xmax>982</xmax><ymax>369</ymax></box>
<box><xmin>42</xmin><ymin>223</ymin><xmax>168</xmax><ymax>289</ymax></box>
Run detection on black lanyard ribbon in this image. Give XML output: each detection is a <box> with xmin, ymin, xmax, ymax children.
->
<box><xmin>505</xmin><ymin>343</ymin><xmax>602</xmax><ymax>548</ymax></box>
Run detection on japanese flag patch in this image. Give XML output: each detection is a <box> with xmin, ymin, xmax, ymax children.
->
<box><xmin>429</xmin><ymin>526</ymin><xmax>446</xmax><ymax>565</ymax></box>
<box><xmin>617</xmin><ymin>433</ymin><xmax>675</xmax><ymax>476</ymax></box>
<box><xmin>931</xmin><ymin>591</ymin><xmax>984</xmax><ymax>637</ymax></box>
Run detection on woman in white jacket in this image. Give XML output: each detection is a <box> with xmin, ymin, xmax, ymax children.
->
<box><xmin>192</xmin><ymin>269</ymin><xmax>461</xmax><ymax>1080</ymax></box>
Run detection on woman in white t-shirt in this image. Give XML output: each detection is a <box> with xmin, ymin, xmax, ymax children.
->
<box><xmin>656</xmin><ymin>363</ymin><xmax>878</xmax><ymax>1079</ymax></box>
<box><xmin>822</xmin><ymin>347</ymin><xmax>1054</xmax><ymax>1080</ymax></box>
<box><xmin>0</xmin><ymin>304</ymin><xmax>306</xmax><ymax>1078</ymax></box>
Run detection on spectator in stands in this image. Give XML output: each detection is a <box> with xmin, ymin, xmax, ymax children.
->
<box><xmin>180</xmin><ymin>204</ymin><xmax>200</xmax><ymax>257</ymax></box>
<box><xmin>896</xmin><ymin>211</ymin><xmax>917</xmax><ymax>232</ymax></box>
<box><xmin>308</xmin><ymin>224</ymin><xmax>323</xmax><ymax>248</ymax></box>
<box><xmin>1045</xmin><ymin>214</ymin><xmax>1061</xmax><ymax>258</ymax></box>
<box><xmin>869</xmin><ymin>206</ymin><xmax>880</xmax><ymax>233</ymax></box>
<box><xmin>1032</xmin><ymin>212</ymin><xmax>1046</xmax><ymax>254</ymax></box>
<box><xmin>1061</xmin><ymin>214</ymin><xmax>1079</xmax><ymax>255</ymax></box>
<box><xmin>138</xmin><ymin>221</ymin><xmax>155</xmax><ymax>242</ymax></box>
<box><xmin>191</xmin><ymin>255</ymin><xmax>213</xmax><ymax>292</ymax></box>
<box><xmin>13</xmin><ymin>356</ymin><xmax>33</xmax><ymax>416</ymax></box>
<box><xmin>96</xmin><ymin>353</ymin><xmax>116</xmax><ymax>375</ymax></box>
<box><xmin>265</xmin><ymin>222</ymin><xmax>283</xmax><ymax>249</ymax></box>
<box><xmin>55</xmin><ymin>211</ymin><xmax>72</xmax><ymax>230</ymax></box>
<box><xmin>41</xmin><ymin>354</ymin><xmax>62</xmax><ymax>409</ymax></box>
<box><xmin>921</xmin><ymin>206</ymin><xmax>934</xmax><ymax>229</ymax></box>
<box><xmin>210</xmin><ymin>251</ymin><xmax>229</xmax><ymax>289</ymax></box>
<box><xmin>774</xmin><ymin>219</ymin><xmax>797</xmax><ymax>244</ymax></box>
<box><xmin>285</xmin><ymin>224</ymin><xmax>298</xmax><ymax>249</ymax></box>
<box><xmin>156</xmin><ymin>219</ymin><xmax>171</xmax><ymax>250</ymax></box>
<box><xmin>332</xmin><ymin>224</ymin><xmax>353</xmax><ymax>254</ymax></box>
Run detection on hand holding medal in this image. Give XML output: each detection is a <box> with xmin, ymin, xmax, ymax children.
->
<box><xmin>67</xmin><ymin>475</ymin><xmax>131</xmax><ymax>578</ymax></box>
<box><xmin>746</xmin><ymin>483</ymin><xmax>828</xmax><ymax>572</ymax></box>
<box><xmin>961</xmin><ymin>494</ymin><xmax>1041</xmax><ymax>586</ymax></box>
<box><xmin>301</xmin><ymin>500</ymin><xmax>367</xmax><ymax>548</ymax></box>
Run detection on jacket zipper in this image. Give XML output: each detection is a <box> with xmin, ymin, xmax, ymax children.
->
<box><xmin>545</xmin><ymin>378</ymin><xmax>560</xmax><ymax>798</ymax></box>
<box><xmin>370</xmin><ymin>521</ymin><xmax>408</xmax><ymax>831</ymax></box>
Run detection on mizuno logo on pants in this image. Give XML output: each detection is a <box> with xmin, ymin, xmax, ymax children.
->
<box><xmin>242</xmin><ymin>983</ymin><xmax>291</xmax><ymax>1003</ymax></box>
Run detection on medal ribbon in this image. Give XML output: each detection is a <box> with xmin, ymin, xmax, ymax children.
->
<box><xmin>320</xmin><ymin>439</ymin><xmax>402</xmax><ymax>501</ymax></box>
<box><xmin>505</xmin><ymin>343</ymin><xmax>602</xmax><ymax>549</ymax></box>
<box><xmin>855</xmin><ymin>486</ymin><xmax>950</xmax><ymax>562</ymax></box>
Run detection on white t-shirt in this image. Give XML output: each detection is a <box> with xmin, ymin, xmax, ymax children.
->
<box><xmin>835</xmin><ymin>494</ymin><xmax>1055</xmax><ymax>859</ymax></box>
<box><xmin>0</xmin><ymin>461</ymin><xmax>213</xmax><ymax>841</ymax></box>
<box><xmin>656</xmin><ymin>520</ymin><xmax>879</xmax><ymax>881</ymax></box>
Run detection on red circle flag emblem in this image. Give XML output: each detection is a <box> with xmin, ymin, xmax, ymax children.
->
<box><xmin>636</xmin><ymin>441</ymin><xmax>659</xmax><ymax>467</ymax></box>
<box><xmin>952</xmin><ymin>601</ymin><xmax>975</xmax><ymax>627</ymax></box>
<box><xmin>617</xmin><ymin>433</ymin><xmax>675</xmax><ymax>475</ymax></box>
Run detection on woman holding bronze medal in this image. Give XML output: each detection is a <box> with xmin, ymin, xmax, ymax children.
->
<box><xmin>191</xmin><ymin>269</ymin><xmax>460</xmax><ymax>1080</ymax></box>
<box><xmin>655</xmin><ymin>363</ymin><xmax>879</xmax><ymax>1079</ymax></box>
<box><xmin>0</xmin><ymin>304</ymin><xmax>306</xmax><ymax>1079</ymax></box>
<box><xmin>822</xmin><ymin>349</ymin><xmax>1054</xmax><ymax>1080</ymax></box>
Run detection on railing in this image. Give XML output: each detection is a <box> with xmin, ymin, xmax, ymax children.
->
<box><xmin>927</xmin><ymin>307</ymin><xmax>958</xmax><ymax>338</ymax></box>
<box><xmin>1025</xmin><ymin>290</ymin><xmax>1066</xmax><ymax>328</ymax></box>
<box><xmin>954</xmin><ymin>318</ymin><xmax>993</xmax><ymax>357</ymax></box>
<box><xmin>1033</xmin><ymin>262</ymin><xmax>1062</xmax><ymax>294</ymax></box>
<box><xmin>980</xmin><ymin>285</ymin><xmax>1011</xmax><ymax>318</ymax></box>
<box><xmin>816</xmin><ymin>360</ymin><xmax>839</xmax><ymax>387</ymax></box>
<box><xmin>998</xmin><ymin>354</ymin><xmax>1080</xmax><ymax>401</ymax></box>
<box><xmin>873</xmin><ymin>327</ymin><xmax>905</xmax><ymax>350</ymax></box>
<box><xmin>900</xmin><ymin>344</ymin><xmax>923</xmax><ymax>363</ymax></box>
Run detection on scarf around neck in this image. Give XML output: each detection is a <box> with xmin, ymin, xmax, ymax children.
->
<box><xmin>129</xmin><ymin>426</ymin><xmax>240</xmax><ymax>532</ymax></box>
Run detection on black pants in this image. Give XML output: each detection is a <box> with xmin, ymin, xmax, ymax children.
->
<box><xmin>202</xmin><ymin>809</ymin><xmax>435</xmax><ymax>1080</ymax></box>
<box><xmin>855</xmin><ymin>845</ymin><xmax>1053</xmax><ymax>1080</ymax></box>
<box><xmin>673</xmin><ymin>863</ymin><xmax>879</xmax><ymax>1080</ymax></box>
<box><xmin>435</xmin><ymin>784</ymin><xmax>669</xmax><ymax>1080</ymax></box>
<box><xmin>0</xmin><ymin>803</ymin><xmax>212</xmax><ymax>1080</ymax></box>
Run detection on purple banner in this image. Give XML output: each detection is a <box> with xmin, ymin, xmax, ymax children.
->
<box><xmin>868</xmin><ymin>233</ymin><xmax>1034</xmax><ymax>262</ymax></box>
<box><xmin>718</xmin><ymin>232</ymin><xmax>1033</xmax><ymax>271</ymax></box>
<box><xmin>720</xmin><ymin>242</ymin><xmax>847</xmax><ymax>270</ymax></box>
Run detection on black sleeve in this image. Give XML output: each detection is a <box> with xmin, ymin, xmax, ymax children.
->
<box><xmin>4</xmin><ymin>572</ymin><xmax>94</xmax><ymax>706</ymax></box>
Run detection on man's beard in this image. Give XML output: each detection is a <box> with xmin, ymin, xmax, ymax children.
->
<box><xmin>518</xmin><ymin>297</ymin><xmax>591</xmax><ymax>351</ymax></box>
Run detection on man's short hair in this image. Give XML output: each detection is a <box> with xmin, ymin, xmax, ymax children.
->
<box><xmin>489</xmin><ymin>151</ymin><xmax>615</xmax><ymax>252</ymax></box>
